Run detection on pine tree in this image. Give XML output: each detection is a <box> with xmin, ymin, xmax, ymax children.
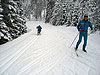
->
<box><xmin>45</xmin><ymin>0</ymin><xmax>55</xmax><ymax>23</ymax></box>
<box><xmin>50</xmin><ymin>0</ymin><xmax>77</xmax><ymax>26</ymax></box>
<box><xmin>0</xmin><ymin>0</ymin><xmax>12</xmax><ymax>44</ymax></box>
<box><xmin>50</xmin><ymin>1</ymin><xmax>62</xmax><ymax>25</ymax></box>
<box><xmin>9</xmin><ymin>0</ymin><xmax>27</xmax><ymax>36</ymax></box>
<box><xmin>0</xmin><ymin>0</ymin><xmax>27</xmax><ymax>45</ymax></box>
<box><xmin>89</xmin><ymin>0</ymin><xmax>100</xmax><ymax>30</ymax></box>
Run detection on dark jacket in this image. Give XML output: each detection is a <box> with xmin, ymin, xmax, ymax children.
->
<box><xmin>77</xmin><ymin>19</ymin><xmax>93</xmax><ymax>32</ymax></box>
<box><xmin>36</xmin><ymin>26</ymin><xmax>42</xmax><ymax>31</ymax></box>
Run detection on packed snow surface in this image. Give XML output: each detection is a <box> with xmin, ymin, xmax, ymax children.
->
<box><xmin>0</xmin><ymin>21</ymin><xmax>100</xmax><ymax>75</ymax></box>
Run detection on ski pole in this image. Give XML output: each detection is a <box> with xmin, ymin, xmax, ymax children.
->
<box><xmin>69</xmin><ymin>33</ymin><xmax>79</xmax><ymax>48</ymax></box>
<box><xmin>88</xmin><ymin>30</ymin><xmax>94</xmax><ymax>36</ymax></box>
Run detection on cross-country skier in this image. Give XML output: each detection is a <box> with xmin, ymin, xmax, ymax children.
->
<box><xmin>36</xmin><ymin>25</ymin><xmax>42</xmax><ymax>35</ymax></box>
<box><xmin>75</xmin><ymin>15</ymin><xmax>93</xmax><ymax>52</ymax></box>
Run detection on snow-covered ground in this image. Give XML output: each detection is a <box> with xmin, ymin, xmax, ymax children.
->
<box><xmin>0</xmin><ymin>21</ymin><xmax>100</xmax><ymax>75</ymax></box>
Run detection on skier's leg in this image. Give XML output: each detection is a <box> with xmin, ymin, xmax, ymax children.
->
<box><xmin>76</xmin><ymin>32</ymin><xmax>83</xmax><ymax>49</ymax></box>
<box><xmin>83</xmin><ymin>32</ymin><xmax>88</xmax><ymax>51</ymax></box>
<box><xmin>37</xmin><ymin>30</ymin><xmax>39</xmax><ymax>35</ymax></box>
<box><xmin>39</xmin><ymin>31</ymin><xmax>41</xmax><ymax>35</ymax></box>
<box><xmin>38</xmin><ymin>31</ymin><xmax>41</xmax><ymax>35</ymax></box>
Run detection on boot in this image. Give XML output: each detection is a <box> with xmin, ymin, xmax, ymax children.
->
<box><xmin>83</xmin><ymin>48</ymin><xmax>87</xmax><ymax>53</ymax></box>
<box><xmin>75</xmin><ymin>45</ymin><xmax>78</xmax><ymax>51</ymax></box>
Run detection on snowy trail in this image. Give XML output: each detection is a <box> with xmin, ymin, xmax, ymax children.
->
<box><xmin>0</xmin><ymin>21</ymin><xmax>100</xmax><ymax>75</ymax></box>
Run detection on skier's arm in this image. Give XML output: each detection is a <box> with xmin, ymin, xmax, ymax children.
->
<box><xmin>89</xmin><ymin>22</ymin><xmax>93</xmax><ymax>30</ymax></box>
<box><xmin>40</xmin><ymin>27</ymin><xmax>42</xmax><ymax>29</ymax></box>
<box><xmin>77</xmin><ymin>21</ymin><xmax>81</xmax><ymax>31</ymax></box>
<box><xmin>36</xmin><ymin>26</ymin><xmax>38</xmax><ymax>29</ymax></box>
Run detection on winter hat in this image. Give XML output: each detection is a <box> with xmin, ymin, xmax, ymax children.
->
<box><xmin>84</xmin><ymin>14</ymin><xmax>88</xmax><ymax>17</ymax></box>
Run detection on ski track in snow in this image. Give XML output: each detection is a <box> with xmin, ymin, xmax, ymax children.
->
<box><xmin>0</xmin><ymin>21</ymin><xmax>100</xmax><ymax>75</ymax></box>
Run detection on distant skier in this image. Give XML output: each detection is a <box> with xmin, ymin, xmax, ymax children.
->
<box><xmin>36</xmin><ymin>25</ymin><xmax>42</xmax><ymax>35</ymax></box>
<box><xmin>75</xmin><ymin>15</ymin><xmax>93</xmax><ymax>52</ymax></box>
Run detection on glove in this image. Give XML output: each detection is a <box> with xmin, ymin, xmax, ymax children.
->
<box><xmin>90</xmin><ymin>30</ymin><xmax>94</xmax><ymax>33</ymax></box>
<box><xmin>78</xmin><ymin>28</ymin><xmax>80</xmax><ymax>32</ymax></box>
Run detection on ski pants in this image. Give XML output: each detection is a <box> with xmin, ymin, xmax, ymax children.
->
<box><xmin>37</xmin><ymin>30</ymin><xmax>41</xmax><ymax>35</ymax></box>
<box><xmin>76</xmin><ymin>32</ymin><xmax>88</xmax><ymax>49</ymax></box>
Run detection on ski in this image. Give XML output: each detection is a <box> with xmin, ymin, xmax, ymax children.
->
<box><xmin>75</xmin><ymin>49</ymin><xmax>88</xmax><ymax>57</ymax></box>
<box><xmin>74</xmin><ymin>48</ymin><xmax>79</xmax><ymax>57</ymax></box>
<box><xmin>75</xmin><ymin>50</ymin><xmax>79</xmax><ymax>57</ymax></box>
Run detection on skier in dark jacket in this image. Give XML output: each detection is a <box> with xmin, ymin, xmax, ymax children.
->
<box><xmin>36</xmin><ymin>25</ymin><xmax>42</xmax><ymax>35</ymax></box>
<box><xmin>75</xmin><ymin>15</ymin><xmax>93</xmax><ymax>52</ymax></box>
